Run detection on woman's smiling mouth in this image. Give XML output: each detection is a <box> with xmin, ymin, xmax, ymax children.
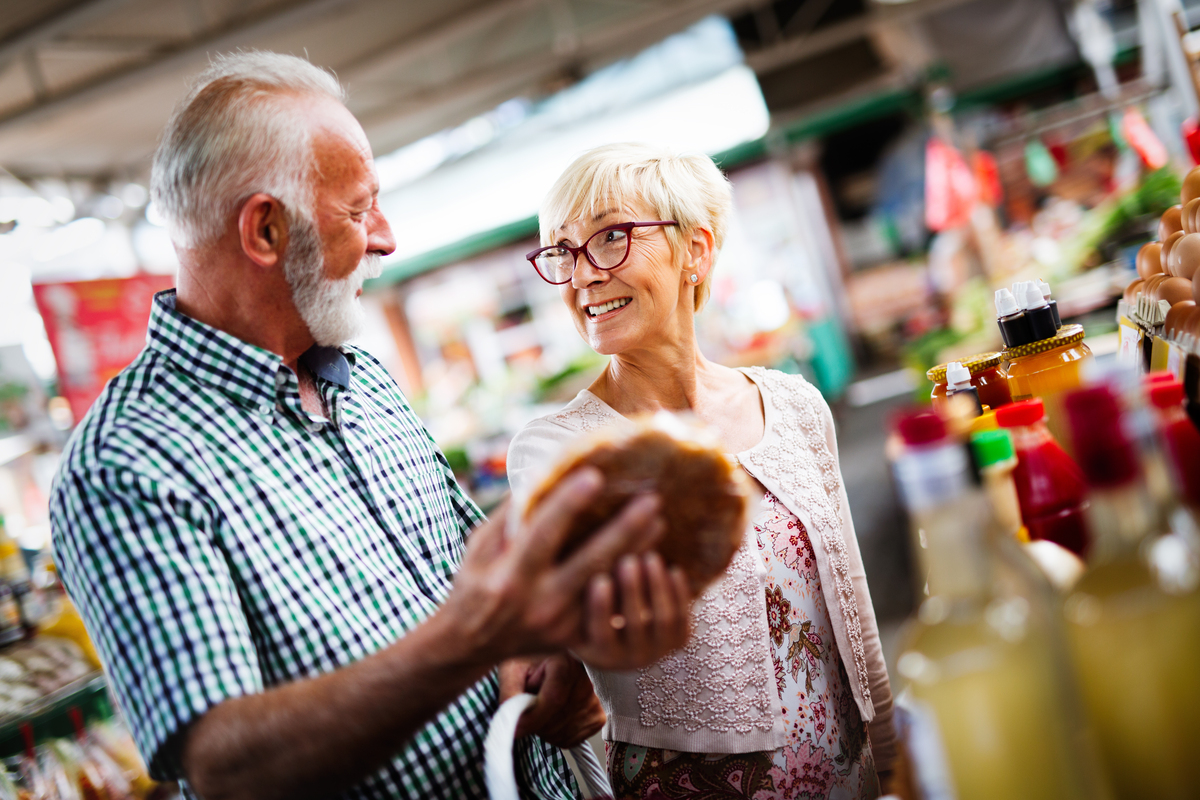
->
<box><xmin>585</xmin><ymin>297</ymin><xmax>631</xmax><ymax>319</ymax></box>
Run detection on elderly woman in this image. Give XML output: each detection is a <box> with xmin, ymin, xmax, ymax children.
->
<box><xmin>507</xmin><ymin>143</ymin><xmax>895</xmax><ymax>799</ymax></box>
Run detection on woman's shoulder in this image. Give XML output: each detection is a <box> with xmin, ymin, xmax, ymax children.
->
<box><xmin>740</xmin><ymin>366</ymin><xmax>829</xmax><ymax>413</ymax></box>
<box><xmin>518</xmin><ymin>389</ymin><xmax>621</xmax><ymax>439</ymax></box>
<box><xmin>506</xmin><ymin>390</ymin><xmax>623</xmax><ymax>500</ymax></box>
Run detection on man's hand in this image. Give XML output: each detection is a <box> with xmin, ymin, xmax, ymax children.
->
<box><xmin>440</xmin><ymin>467</ymin><xmax>694</xmax><ymax>667</ymax></box>
<box><xmin>499</xmin><ymin>655</ymin><xmax>604</xmax><ymax>748</ymax></box>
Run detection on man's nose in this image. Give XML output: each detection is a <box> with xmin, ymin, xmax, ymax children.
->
<box><xmin>368</xmin><ymin>206</ymin><xmax>396</xmax><ymax>257</ymax></box>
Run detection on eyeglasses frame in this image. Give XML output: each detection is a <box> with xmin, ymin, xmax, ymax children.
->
<box><xmin>525</xmin><ymin>220</ymin><xmax>679</xmax><ymax>285</ymax></box>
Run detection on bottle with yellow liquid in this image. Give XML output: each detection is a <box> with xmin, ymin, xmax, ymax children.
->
<box><xmin>1061</xmin><ymin>384</ymin><xmax>1200</xmax><ymax>800</ymax></box>
<box><xmin>890</xmin><ymin>411</ymin><xmax>1110</xmax><ymax>800</ymax></box>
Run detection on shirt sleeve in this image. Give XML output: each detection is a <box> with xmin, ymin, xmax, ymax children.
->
<box><xmin>505</xmin><ymin>418</ymin><xmax>574</xmax><ymax>512</ymax></box>
<box><xmin>817</xmin><ymin>395</ymin><xmax>898</xmax><ymax>773</ymax></box>
<box><xmin>51</xmin><ymin>465</ymin><xmax>263</xmax><ymax>781</ymax></box>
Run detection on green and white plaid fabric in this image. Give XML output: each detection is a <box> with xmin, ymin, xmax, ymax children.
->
<box><xmin>51</xmin><ymin>290</ymin><xmax>579</xmax><ymax>800</ymax></box>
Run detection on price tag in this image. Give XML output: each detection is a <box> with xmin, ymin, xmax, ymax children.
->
<box><xmin>1118</xmin><ymin>322</ymin><xmax>1142</xmax><ymax>366</ymax></box>
<box><xmin>1167</xmin><ymin>342</ymin><xmax>1184</xmax><ymax>380</ymax></box>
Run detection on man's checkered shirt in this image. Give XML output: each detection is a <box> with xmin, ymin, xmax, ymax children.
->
<box><xmin>50</xmin><ymin>290</ymin><xmax>578</xmax><ymax>800</ymax></box>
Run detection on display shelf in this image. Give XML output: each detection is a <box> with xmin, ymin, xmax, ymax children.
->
<box><xmin>0</xmin><ymin>672</ymin><xmax>111</xmax><ymax>758</ymax></box>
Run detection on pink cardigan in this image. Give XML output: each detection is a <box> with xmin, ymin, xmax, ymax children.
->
<box><xmin>506</xmin><ymin>367</ymin><xmax>896</xmax><ymax>769</ymax></box>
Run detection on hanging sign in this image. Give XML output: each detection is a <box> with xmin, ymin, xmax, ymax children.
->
<box><xmin>33</xmin><ymin>275</ymin><xmax>174</xmax><ymax>423</ymax></box>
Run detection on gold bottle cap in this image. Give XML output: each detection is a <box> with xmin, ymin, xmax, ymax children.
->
<box><xmin>927</xmin><ymin>352</ymin><xmax>1004</xmax><ymax>383</ymax></box>
<box><xmin>1002</xmin><ymin>324</ymin><xmax>1086</xmax><ymax>359</ymax></box>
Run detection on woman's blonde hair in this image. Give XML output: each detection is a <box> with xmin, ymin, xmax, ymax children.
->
<box><xmin>538</xmin><ymin>143</ymin><xmax>733</xmax><ymax>311</ymax></box>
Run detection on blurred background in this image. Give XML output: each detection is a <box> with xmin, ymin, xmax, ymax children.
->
<box><xmin>0</xmin><ymin>0</ymin><xmax>1195</xmax><ymax>666</ymax></box>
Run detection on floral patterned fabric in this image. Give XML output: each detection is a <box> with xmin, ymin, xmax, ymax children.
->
<box><xmin>605</xmin><ymin>493</ymin><xmax>878</xmax><ymax>800</ymax></box>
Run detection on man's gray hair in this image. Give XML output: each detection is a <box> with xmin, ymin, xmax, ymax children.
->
<box><xmin>150</xmin><ymin>51</ymin><xmax>346</xmax><ymax>249</ymax></box>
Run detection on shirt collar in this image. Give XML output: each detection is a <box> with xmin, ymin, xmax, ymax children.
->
<box><xmin>146</xmin><ymin>289</ymin><xmax>353</xmax><ymax>410</ymax></box>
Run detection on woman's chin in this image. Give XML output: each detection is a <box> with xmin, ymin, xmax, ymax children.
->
<box><xmin>586</xmin><ymin>332</ymin><xmax>628</xmax><ymax>356</ymax></box>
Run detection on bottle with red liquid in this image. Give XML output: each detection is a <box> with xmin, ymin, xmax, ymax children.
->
<box><xmin>996</xmin><ymin>398</ymin><xmax>1090</xmax><ymax>557</ymax></box>
<box><xmin>1147</xmin><ymin>378</ymin><xmax>1200</xmax><ymax>513</ymax></box>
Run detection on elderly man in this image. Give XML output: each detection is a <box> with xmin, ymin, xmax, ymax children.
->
<box><xmin>49</xmin><ymin>52</ymin><xmax>691</xmax><ymax>800</ymax></box>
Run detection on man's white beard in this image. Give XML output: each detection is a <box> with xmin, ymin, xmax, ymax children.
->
<box><xmin>284</xmin><ymin>212</ymin><xmax>382</xmax><ymax>347</ymax></box>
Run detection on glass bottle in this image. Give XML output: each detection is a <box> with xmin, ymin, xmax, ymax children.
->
<box><xmin>1061</xmin><ymin>384</ymin><xmax>1200</xmax><ymax>799</ymax></box>
<box><xmin>891</xmin><ymin>411</ymin><xmax>1109</xmax><ymax>800</ymax></box>
<box><xmin>927</xmin><ymin>352</ymin><xmax>1011</xmax><ymax>415</ymax></box>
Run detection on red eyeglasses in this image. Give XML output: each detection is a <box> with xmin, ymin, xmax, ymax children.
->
<box><xmin>525</xmin><ymin>220</ymin><xmax>678</xmax><ymax>285</ymax></box>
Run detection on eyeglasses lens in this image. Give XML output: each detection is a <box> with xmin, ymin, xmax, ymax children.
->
<box><xmin>586</xmin><ymin>228</ymin><xmax>629</xmax><ymax>269</ymax></box>
<box><xmin>532</xmin><ymin>227</ymin><xmax>631</xmax><ymax>283</ymax></box>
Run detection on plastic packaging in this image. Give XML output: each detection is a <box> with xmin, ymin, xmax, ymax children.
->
<box><xmin>996</xmin><ymin>399</ymin><xmax>1090</xmax><ymax>557</ymax></box>
<box><xmin>995</xmin><ymin>288</ymin><xmax>1030</xmax><ymax>347</ymax></box>
<box><xmin>1037</xmin><ymin>279</ymin><xmax>1062</xmax><ymax>329</ymax></box>
<box><xmin>1017</xmin><ymin>282</ymin><xmax>1058</xmax><ymax>341</ymax></box>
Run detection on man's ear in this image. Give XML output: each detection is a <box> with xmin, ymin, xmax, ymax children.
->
<box><xmin>237</xmin><ymin>193</ymin><xmax>288</xmax><ymax>269</ymax></box>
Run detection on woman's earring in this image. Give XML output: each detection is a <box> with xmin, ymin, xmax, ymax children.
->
<box><xmin>689</xmin><ymin>273</ymin><xmax>699</xmax><ymax>283</ymax></box>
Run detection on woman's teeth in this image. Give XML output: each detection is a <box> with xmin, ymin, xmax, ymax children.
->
<box><xmin>587</xmin><ymin>298</ymin><xmax>630</xmax><ymax>316</ymax></box>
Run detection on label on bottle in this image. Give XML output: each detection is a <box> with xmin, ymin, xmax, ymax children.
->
<box><xmin>1167</xmin><ymin>342</ymin><xmax>1184</xmax><ymax>381</ymax></box>
<box><xmin>1118</xmin><ymin>322</ymin><xmax>1141</xmax><ymax>366</ymax></box>
<box><xmin>894</xmin><ymin>692</ymin><xmax>958</xmax><ymax>800</ymax></box>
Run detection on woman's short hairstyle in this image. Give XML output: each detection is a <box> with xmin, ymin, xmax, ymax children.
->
<box><xmin>539</xmin><ymin>143</ymin><xmax>733</xmax><ymax>311</ymax></box>
<box><xmin>151</xmin><ymin>51</ymin><xmax>345</xmax><ymax>249</ymax></box>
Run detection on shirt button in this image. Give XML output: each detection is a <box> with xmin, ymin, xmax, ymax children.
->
<box><xmin>258</xmin><ymin>403</ymin><xmax>273</xmax><ymax>416</ymax></box>
<box><xmin>309</xmin><ymin>423</ymin><xmax>322</xmax><ymax>433</ymax></box>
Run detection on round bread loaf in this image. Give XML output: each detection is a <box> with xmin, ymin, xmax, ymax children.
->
<box><xmin>525</xmin><ymin>415</ymin><xmax>749</xmax><ymax>593</ymax></box>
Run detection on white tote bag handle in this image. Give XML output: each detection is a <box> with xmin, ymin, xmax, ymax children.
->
<box><xmin>485</xmin><ymin>693</ymin><xmax>613</xmax><ymax>800</ymax></box>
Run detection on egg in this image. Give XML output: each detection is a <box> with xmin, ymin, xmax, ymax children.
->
<box><xmin>1165</xmin><ymin>300</ymin><xmax>1195</xmax><ymax>341</ymax></box>
<box><xmin>1124</xmin><ymin>278</ymin><xmax>1146</xmax><ymax>304</ymax></box>
<box><xmin>1183</xmin><ymin>200</ymin><xmax>1200</xmax><ymax>234</ymax></box>
<box><xmin>1183</xmin><ymin>167</ymin><xmax>1200</xmax><ymax>205</ymax></box>
<box><xmin>1172</xmin><ymin>233</ymin><xmax>1200</xmax><ymax>280</ymax></box>
<box><xmin>1161</xmin><ymin>231</ymin><xmax>1185</xmax><ymax>274</ymax></box>
<box><xmin>1136</xmin><ymin>242</ymin><xmax>1164</xmax><ymax>279</ymax></box>
<box><xmin>1144</xmin><ymin>275</ymin><xmax>1170</xmax><ymax>304</ymax></box>
<box><xmin>1162</xmin><ymin>205</ymin><xmax>1184</xmax><ymax>239</ymax></box>
<box><xmin>1158</xmin><ymin>277</ymin><xmax>1193</xmax><ymax>307</ymax></box>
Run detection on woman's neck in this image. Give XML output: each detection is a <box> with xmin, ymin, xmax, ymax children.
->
<box><xmin>592</xmin><ymin>347</ymin><xmax>714</xmax><ymax>417</ymax></box>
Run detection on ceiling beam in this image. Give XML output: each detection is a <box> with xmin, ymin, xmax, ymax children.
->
<box><xmin>336</xmin><ymin>0</ymin><xmax>548</xmax><ymax>79</ymax></box>
<box><xmin>744</xmin><ymin>0</ymin><xmax>976</xmax><ymax>75</ymax></box>
<box><xmin>358</xmin><ymin>0</ymin><xmax>763</xmax><ymax>122</ymax></box>
<box><xmin>0</xmin><ymin>0</ymin><xmax>362</xmax><ymax>135</ymax></box>
<box><xmin>0</xmin><ymin>0</ymin><xmax>137</xmax><ymax>73</ymax></box>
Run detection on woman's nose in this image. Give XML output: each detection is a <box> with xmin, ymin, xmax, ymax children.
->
<box><xmin>571</xmin><ymin>252</ymin><xmax>607</xmax><ymax>288</ymax></box>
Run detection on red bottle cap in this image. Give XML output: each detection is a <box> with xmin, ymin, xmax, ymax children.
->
<box><xmin>894</xmin><ymin>409</ymin><xmax>947</xmax><ymax>446</ymax></box>
<box><xmin>1145</xmin><ymin>371</ymin><xmax>1176</xmax><ymax>387</ymax></box>
<box><xmin>1149</xmin><ymin>381</ymin><xmax>1185</xmax><ymax>409</ymax></box>
<box><xmin>996</xmin><ymin>398</ymin><xmax>1044</xmax><ymax>428</ymax></box>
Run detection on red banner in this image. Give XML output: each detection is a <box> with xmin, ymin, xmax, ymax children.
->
<box><xmin>33</xmin><ymin>275</ymin><xmax>174</xmax><ymax>422</ymax></box>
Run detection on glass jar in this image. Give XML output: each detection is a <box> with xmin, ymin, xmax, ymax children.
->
<box><xmin>928</xmin><ymin>352</ymin><xmax>1012</xmax><ymax>414</ymax></box>
<box><xmin>1004</xmin><ymin>325</ymin><xmax>1093</xmax><ymax>402</ymax></box>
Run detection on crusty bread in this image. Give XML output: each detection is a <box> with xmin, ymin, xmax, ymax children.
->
<box><xmin>524</xmin><ymin>415</ymin><xmax>749</xmax><ymax>593</ymax></box>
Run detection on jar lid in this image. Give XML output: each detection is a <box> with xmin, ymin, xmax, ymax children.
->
<box><xmin>926</xmin><ymin>351</ymin><xmax>1004</xmax><ymax>383</ymax></box>
<box><xmin>1002</xmin><ymin>324</ymin><xmax>1085</xmax><ymax>359</ymax></box>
